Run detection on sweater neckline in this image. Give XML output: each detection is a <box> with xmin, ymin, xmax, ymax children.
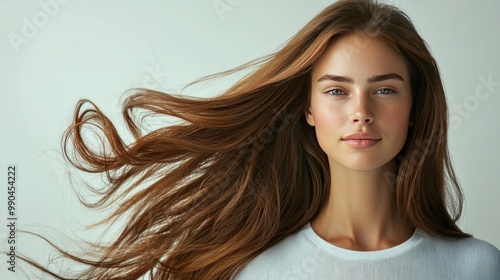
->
<box><xmin>303</xmin><ymin>222</ymin><xmax>423</xmax><ymax>260</ymax></box>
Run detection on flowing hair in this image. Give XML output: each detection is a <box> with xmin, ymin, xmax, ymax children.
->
<box><xmin>21</xmin><ymin>0</ymin><xmax>470</xmax><ymax>279</ymax></box>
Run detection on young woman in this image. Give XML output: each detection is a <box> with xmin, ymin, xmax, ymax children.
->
<box><xmin>23</xmin><ymin>0</ymin><xmax>499</xmax><ymax>279</ymax></box>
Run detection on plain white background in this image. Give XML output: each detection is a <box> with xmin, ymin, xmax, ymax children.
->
<box><xmin>1</xmin><ymin>0</ymin><xmax>499</xmax><ymax>278</ymax></box>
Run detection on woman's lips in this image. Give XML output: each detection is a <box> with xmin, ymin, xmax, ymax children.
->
<box><xmin>342</xmin><ymin>132</ymin><xmax>381</xmax><ymax>148</ymax></box>
<box><xmin>342</xmin><ymin>139</ymin><xmax>380</xmax><ymax>148</ymax></box>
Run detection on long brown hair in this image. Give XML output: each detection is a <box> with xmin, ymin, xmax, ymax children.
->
<box><xmin>22</xmin><ymin>0</ymin><xmax>470</xmax><ymax>278</ymax></box>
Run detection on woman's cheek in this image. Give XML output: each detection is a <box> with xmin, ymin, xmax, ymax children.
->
<box><xmin>313</xmin><ymin>108</ymin><xmax>344</xmax><ymax>152</ymax></box>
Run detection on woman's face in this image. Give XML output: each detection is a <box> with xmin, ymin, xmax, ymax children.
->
<box><xmin>306</xmin><ymin>34</ymin><xmax>412</xmax><ymax>172</ymax></box>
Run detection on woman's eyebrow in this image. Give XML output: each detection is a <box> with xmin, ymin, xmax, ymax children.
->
<box><xmin>367</xmin><ymin>73</ymin><xmax>405</xmax><ymax>83</ymax></box>
<box><xmin>317</xmin><ymin>73</ymin><xmax>405</xmax><ymax>83</ymax></box>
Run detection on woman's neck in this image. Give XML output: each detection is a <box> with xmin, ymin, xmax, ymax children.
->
<box><xmin>311</xmin><ymin>159</ymin><xmax>413</xmax><ymax>251</ymax></box>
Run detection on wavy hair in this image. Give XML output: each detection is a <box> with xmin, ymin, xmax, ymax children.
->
<box><xmin>23</xmin><ymin>0</ymin><xmax>470</xmax><ymax>279</ymax></box>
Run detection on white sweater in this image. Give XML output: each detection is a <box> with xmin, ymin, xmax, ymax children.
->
<box><xmin>234</xmin><ymin>223</ymin><xmax>500</xmax><ymax>280</ymax></box>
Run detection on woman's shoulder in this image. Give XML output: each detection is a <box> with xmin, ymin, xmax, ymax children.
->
<box><xmin>234</xmin><ymin>224</ymin><xmax>314</xmax><ymax>279</ymax></box>
<box><xmin>420</xmin><ymin>230</ymin><xmax>499</xmax><ymax>255</ymax></box>
<box><xmin>418</xmin><ymin>231</ymin><xmax>500</xmax><ymax>276</ymax></box>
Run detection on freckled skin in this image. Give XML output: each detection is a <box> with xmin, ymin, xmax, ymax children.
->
<box><xmin>306</xmin><ymin>34</ymin><xmax>412</xmax><ymax>172</ymax></box>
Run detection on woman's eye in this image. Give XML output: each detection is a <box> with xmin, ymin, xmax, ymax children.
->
<box><xmin>376</xmin><ymin>88</ymin><xmax>395</xmax><ymax>95</ymax></box>
<box><xmin>326</xmin><ymin>89</ymin><xmax>345</xmax><ymax>95</ymax></box>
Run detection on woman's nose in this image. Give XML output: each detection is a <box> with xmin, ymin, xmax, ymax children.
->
<box><xmin>350</xmin><ymin>93</ymin><xmax>374</xmax><ymax>125</ymax></box>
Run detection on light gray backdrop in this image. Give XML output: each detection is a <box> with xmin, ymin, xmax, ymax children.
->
<box><xmin>1</xmin><ymin>0</ymin><xmax>499</xmax><ymax>278</ymax></box>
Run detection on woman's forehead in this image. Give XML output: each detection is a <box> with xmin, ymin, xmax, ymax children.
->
<box><xmin>311</xmin><ymin>34</ymin><xmax>410</xmax><ymax>82</ymax></box>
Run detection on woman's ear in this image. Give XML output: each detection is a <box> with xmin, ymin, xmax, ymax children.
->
<box><xmin>305</xmin><ymin>108</ymin><xmax>315</xmax><ymax>126</ymax></box>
